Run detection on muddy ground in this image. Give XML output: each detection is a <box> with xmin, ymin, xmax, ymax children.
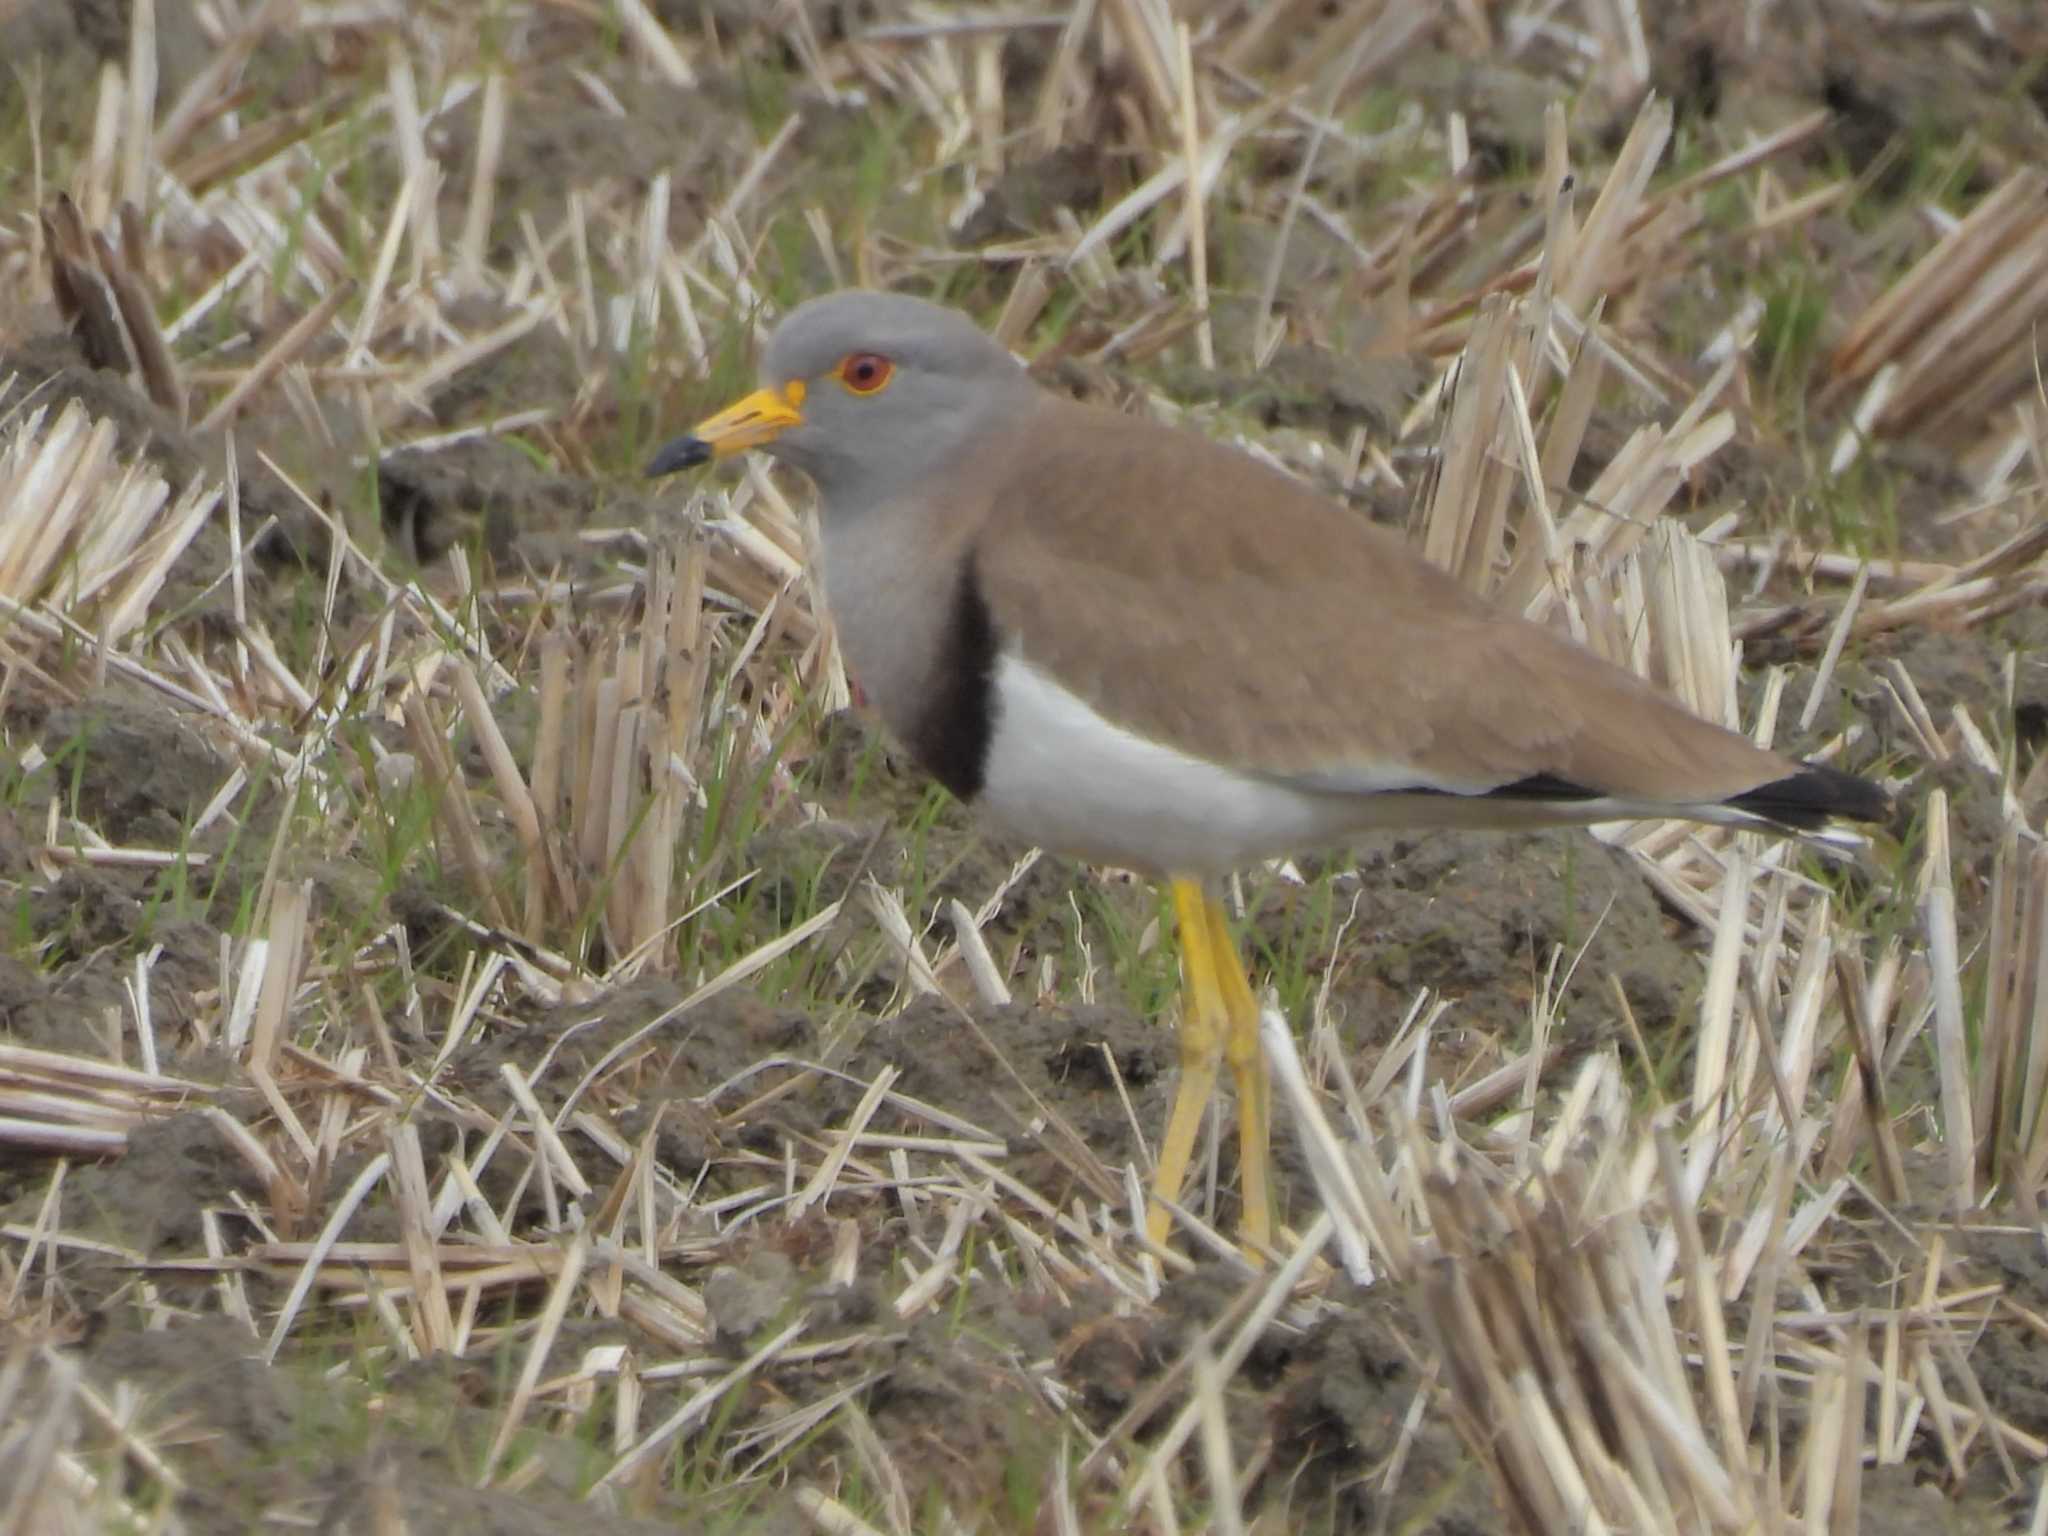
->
<box><xmin>4</xmin><ymin>1</ymin><xmax>2048</xmax><ymax>1533</ymax></box>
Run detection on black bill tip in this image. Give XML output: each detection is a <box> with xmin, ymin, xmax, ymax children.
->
<box><xmin>646</xmin><ymin>436</ymin><xmax>712</xmax><ymax>477</ymax></box>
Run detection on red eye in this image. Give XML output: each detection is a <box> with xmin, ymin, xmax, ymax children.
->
<box><xmin>838</xmin><ymin>352</ymin><xmax>894</xmax><ymax>394</ymax></box>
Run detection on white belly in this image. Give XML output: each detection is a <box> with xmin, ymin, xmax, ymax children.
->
<box><xmin>972</xmin><ymin>653</ymin><xmax>1706</xmax><ymax>874</ymax></box>
<box><xmin>977</xmin><ymin>654</ymin><xmax>1371</xmax><ymax>876</ymax></box>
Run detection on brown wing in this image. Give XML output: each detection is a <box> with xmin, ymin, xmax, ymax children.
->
<box><xmin>973</xmin><ymin>393</ymin><xmax>1793</xmax><ymax>806</ymax></box>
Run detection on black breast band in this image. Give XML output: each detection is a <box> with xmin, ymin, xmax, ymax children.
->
<box><xmin>906</xmin><ymin>558</ymin><xmax>999</xmax><ymax>802</ymax></box>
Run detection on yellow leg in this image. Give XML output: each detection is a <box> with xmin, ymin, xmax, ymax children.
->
<box><xmin>1147</xmin><ymin>880</ymin><xmax>1274</xmax><ymax>1253</ymax></box>
<box><xmin>1148</xmin><ymin>879</ymin><xmax>1225</xmax><ymax>1247</ymax></box>
<box><xmin>1204</xmin><ymin>888</ymin><xmax>1272</xmax><ymax>1249</ymax></box>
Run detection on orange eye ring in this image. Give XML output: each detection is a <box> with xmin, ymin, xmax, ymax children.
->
<box><xmin>837</xmin><ymin>352</ymin><xmax>894</xmax><ymax>395</ymax></box>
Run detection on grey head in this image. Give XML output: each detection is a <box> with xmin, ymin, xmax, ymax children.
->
<box><xmin>646</xmin><ymin>290</ymin><xmax>1032</xmax><ymax>511</ymax></box>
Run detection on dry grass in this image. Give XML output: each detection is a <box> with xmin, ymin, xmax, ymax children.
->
<box><xmin>2</xmin><ymin>2</ymin><xmax>2047</xmax><ymax>1534</ymax></box>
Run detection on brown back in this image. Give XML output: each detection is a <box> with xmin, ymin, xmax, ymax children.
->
<box><xmin>972</xmin><ymin>393</ymin><xmax>1792</xmax><ymax>805</ymax></box>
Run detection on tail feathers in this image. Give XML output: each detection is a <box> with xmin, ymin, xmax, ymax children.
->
<box><xmin>1725</xmin><ymin>761</ymin><xmax>1890</xmax><ymax>832</ymax></box>
<box><xmin>1458</xmin><ymin>761</ymin><xmax>1891</xmax><ymax>834</ymax></box>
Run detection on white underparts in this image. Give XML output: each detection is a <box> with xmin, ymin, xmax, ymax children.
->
<box><xmin>976</xmin><ymin>654</ymin><xmax>1763</xmax><ymax>875</ymax></box>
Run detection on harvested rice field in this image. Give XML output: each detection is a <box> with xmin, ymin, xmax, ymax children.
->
<box><xmin>2</xmin><ymin>2</ymin><xmax>2047</xmax><ymax>1533</ymax></box>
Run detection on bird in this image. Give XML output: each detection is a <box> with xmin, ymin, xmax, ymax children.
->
<box><xmin>647</xmin><ymin>288</ymin><xmax>1890</xmax><ymax>1253</ymax></box>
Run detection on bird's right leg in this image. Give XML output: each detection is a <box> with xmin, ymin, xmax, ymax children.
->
<box><xmin>1147</xmin><ymin>877</ymin><xmax>1226</xmax><ymax>1248</ymax></box>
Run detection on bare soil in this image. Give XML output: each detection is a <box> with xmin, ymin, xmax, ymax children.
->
<box><xmin>5</xmin><ymin>1</ymin><xmax>2047</xmax><ymax>1532</ymax></box>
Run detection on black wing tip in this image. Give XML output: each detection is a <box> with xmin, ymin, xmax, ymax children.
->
<box><xmin>1728</xmin><ymin>761</ymin><xmax>1891</xmax><ymax>831</ymax></box>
